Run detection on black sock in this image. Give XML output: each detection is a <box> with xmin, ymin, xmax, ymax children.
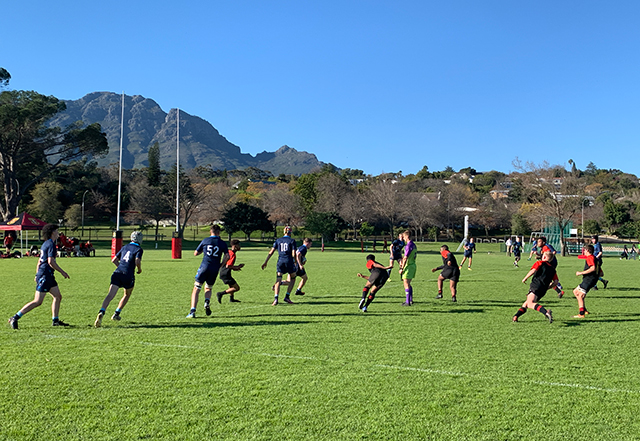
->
<box><xmin>534</xmin><ymin>304</ymin><xmax>548</xmax><ymax>315</ymax></box>
<box><xmin>514</xmin><ymin>307</ymin><xmax>527</xmax><ymax>318</ymax></box>
<box><xmin>365</xmin><ymin>293</ymin><xmax>375</xmax><ymax>307</ymax></box>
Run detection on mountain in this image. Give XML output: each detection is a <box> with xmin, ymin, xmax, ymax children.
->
<box><xmin>48</xmin><ymin>92</ymin><xmax>324</xmax><ymax>175</ymax></box>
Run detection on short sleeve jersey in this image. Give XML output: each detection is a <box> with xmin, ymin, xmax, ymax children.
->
<box><xmin>273</xmin><ymin>236</ymin><xmax>297</xmax><ymax>263</ymax></box>
<box><xmin>466</xmin><ymin>242</ymin><xmax>476</xmax><ymax>252</ymax></box>
<box><xmin>404</xmin><ymin>241</ymin><xmax>417</xmax><ymax>265</ymax></box>
<box><xmin>391</xmin><ymin>239</ymin><xmax>405</xmax><ymax>258</ymax></box>
<box><xmin>513</xmin><ymin>241</ymin><xmax>521</xmax><ymax>254</ymax></box>
<box><xmin>196</xmin><ymin>236</ymin><xmax>229</xmax><ymax>270</ymax></box>
<box><xmin>222</xmin><ymin>249</ymin><xmax>237</xmax><ymax>268</ymax></box>
<box><xmin>529</xmin><ymin>260</ymin><xmax>557</xmax><ymax>292</ymax></box>
<box><xmin>592</xmin><ymin>242</ymin><xmax>603</xmax><ymax>262</ymax></box>
<box><xmin>36</xmin><ymin>239</ymin><xmax>56</xmax><ymax>277</ymax></box>
<box><xmin>582</xmin><ymin>255</ymin><xmax>599</xmax><ymax>283</ymax></box>
<box><xmin>297</xmin><ymin>244</ymin><xmax>308</xmax><ymax>264</ymax></box>
<box><xmin>441</xmin><ymin>250</ymin><xmax>457</xmax><ymax>268</ymax></box>
<box><xmin>114</xmin><ymin>242</ymin><xmax>143</xmax><ymax>278</ymax></box>
<box><xmin>366</xmin><ymin>259</ymin><xmax>384</xmax><ymax>275</ymax></box>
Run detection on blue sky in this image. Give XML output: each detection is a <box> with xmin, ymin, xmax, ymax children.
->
<box><xmin>3</xmin><ymin>1</ymin><xmax>639</xmax><ymax>176</ymax></box>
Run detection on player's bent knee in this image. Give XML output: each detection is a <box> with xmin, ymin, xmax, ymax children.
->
<box><xmin>194</xmin><ymin>282</ymin><xmax>203</xmax><ymax>289</ymax></box>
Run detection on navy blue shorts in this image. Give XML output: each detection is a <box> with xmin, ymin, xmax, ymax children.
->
<box><xmin>276</xmin><ymin>260</ymin><xmax>296</xmax><ymax>276</ymax></box>
<box><xmin>111</xmin><ymin>272</ymin><xmax>135</xmax><ymax>290</ymax></box>
<box><xmin>296</xmin><ymin>267</ymin><xmax>307</xmax><ymax>277</ymax></box>
<box><xmin>36</xmin><ymin>274</ymin><xmax>58</xmax><ymax>293</ymax></box>
<box><xmin>195</xmin><ymin>266</ymin><xmax>219</xmax><ymax>287</ymax></box>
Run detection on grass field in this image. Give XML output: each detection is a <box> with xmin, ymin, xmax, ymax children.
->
<box><xmin>1</xmin><ymin>241</ymin><xmax>640</xmax><ymax>440</ymax></box>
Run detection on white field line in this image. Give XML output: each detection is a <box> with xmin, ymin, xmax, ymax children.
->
<box><xmin>40</xmin><ymin>335</ymin><xmax>639</xmax><ymax>394</ymax></box>
<box><xmin>377</xmin><ymin>364</ymin><xmax>639</xmax><ymax>394</ymax></box>
<box><xmin>247</xmin><ymin>352</ymin><xmax>317</xmax><ymax>360</ymax></box>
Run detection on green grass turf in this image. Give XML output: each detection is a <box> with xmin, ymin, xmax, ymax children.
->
<box><xmin>1</xmin><ymin>242</ymin><xmax>640</xmax><ymax>440</ymax></box>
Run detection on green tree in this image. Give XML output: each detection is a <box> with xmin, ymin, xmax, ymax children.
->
<box><xmin>64</xmin><ymin>204</ymin><xmax>82</xmax><ymax>229</ymax></box>
<box><xmin>221</xmin><ymin>202</ymin><xmax>272</xmax><ymax>241</ymax></box>
<box><xmin>603</xmin><ymin>200</ymin><xmax>631</xmax><ymax>232</ymax></box>
<box><xmin>293</xmin><ymin>173</ymin><xmax>318</xmax><ymax>213</ymax></box>
<box><xmin>358</xmin><ymin>221</ymin><xmax>374</xmax><ymax>238</ymax></box>
<box><xmin>582</xmin><ymin>219</ymin><xmax>601</xmax><ymax>236</ymax></box>
<box><xmin>147</xmin><ymin>142</ymin><xmax>161</xmax><ymax>187</ymax></box>
<box><xmin>0</xmin><ymin>68</ymin><xmax>10</xmax><ymax>88</ymax></box>
<box><xmin>0</xmin><ymin>90</ymin><xmax>108</xmax><ymax>220</ymax></box>
<box><xmin>305</xmin><ymin>212</ymin><xmax>346</xmax><ymax>241</ymax></box>
<box><xmin>511</xmin><ymin>213</ymin><xmax>531</xmax><ymax>236</ymax></box>
<box><xmin>27</xmin><ymin>181</ymin><xmax>65</xmax><ymax>223</ymax></box>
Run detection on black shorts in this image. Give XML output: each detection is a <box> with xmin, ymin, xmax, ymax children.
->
<box><xmin>219</xmin><ymin>268</ymin><xmax>236</xmax><ymax>286</ymax></box>
<box><xmin>368</xmin><ymin>270</ymin><xmax>389</xmax><ymax>289</ymax></box>
<box><xmin>111</xmin><ymin>272</ymin><xmax>135</xmax><ymax>290</ymax></box>
<box><xmin>578</xmin><ymin>277</ymin><xmax>598</xmax><ymax>294</ymax></box>
<box><xmin>441</xmin><ymin>267</ymin><xmax>460</xmax><ymax>282</ymax></box>
<box><xmin>296</xmin><ymin>267</ymin><xmax>307</xmax><ymax>277</ymax></box>
<box><xmin>528</xmin><ymin>287</ymin><xmax>547</xmax><ymax>301</ymax></box>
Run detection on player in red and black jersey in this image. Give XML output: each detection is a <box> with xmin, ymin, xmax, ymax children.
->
<box><xmin>512</xmin><ymin>251</ymin><xmax>556</xmax><ymax>323</ymax></box>
<box><xmin>432</xmin><ymin>245</ymin><xmax>460</xmax><ymax>302</ymax></box>
<box><xmin>572</xmin><ymin>244</ymin><xmax>599</xmax><ymax>318</ymax></box>
<box><xmin>357</xmin><ymin>254</ymin><xmax>392</xmax><ymax>312</ymax></box>
<box><xmin>216</xmin><ymin>239</ymin><xmax>244</xmax><ymax>304</ymax></box>
<box><xmin>532</xmin><ymin>237</ymin><xmax>565</xmax><ymax>298</ymax></box>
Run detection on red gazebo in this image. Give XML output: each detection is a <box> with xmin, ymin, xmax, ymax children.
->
<box><xmin>0</xmin><ymin>212</ymin><xmax>48</xmax><ymax>253</ymax></box>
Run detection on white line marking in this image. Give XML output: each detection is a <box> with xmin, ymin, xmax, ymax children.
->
<box><xmin>377</xmin><ymin>364</ymin><xmax>639</xmax><ymax>394</ymax></box>
<box><xmin>248</xmin><ymin>352</ymin><xmax>317</xmax><ymax>360</ymax></box>
<box><xmin>140</xmin><ymin>342</ymin><xmax>197</xmax><ymax>349</ymax></box>
<box><xmin>376</xmin><ymin>364</ymin><xmax>470</xmax><ymax>377</ymax></box>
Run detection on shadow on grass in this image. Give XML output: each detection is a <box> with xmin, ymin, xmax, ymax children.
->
<box><xmin>121</xmin><ymin>320</ymin><xmax>316</xmax><ymax>329</ymax></box>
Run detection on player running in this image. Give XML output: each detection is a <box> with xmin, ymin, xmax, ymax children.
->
<box><xmin>572</xmin><ymin>244</ymin><xmax>599</xmax><ymax>318</ymax></box>
<box><xmin>216</xmin><ymin>239</ymin><xmax>245</xmax><ymax>303</ymax></box>
<box><xmin>433</xmin><ymin>244</ymin><xmax>460</xmax><ymax>302</ymax></box>
<box><xmin>357</xmin><ymin>254</ymin><xmax>392</xmax><ymax>312</ymax></box>
<box><xmin>531</xmin><ymin>237</ymin><xmax>565</xmax><ymax>298</ymax></box>
<box><xmin>262</xmin><ymin>226</ymin><xmax>297</xmax><ymax>305</ymax></box>
<box><xmin>458</xmin><ymin>237</ymin><xmax>476</xmax><ymax>270</ymax></box>
<box><xmin>512</xmin><ymin>251</ymin><xmax>556</xmax><ymax>323</ymax></box>
<box><xmin>94</xmin><ymin>231</ymin><xmax>143</xmax><ymax>327</ymax></box>
<box><xmin>8</xmin><ymin>224</ymin><xmax>71</xmax><ymax>329</ymax></box>
<box><xmin>280</xmin><ymin>238</ymin><xmax>313</xmax><ymax>296</ymax></box>
<box><xmin>512</xmin><ymin>236</ymin><xmax>522</xmax><ymax>267</ymax></box>
<box><xmin>591</xmin><ymin>235</ymin><xmax>609</xmax><ymax>289</ymax></box>
<box><xmin>187</xmin><ymin>224</ymin><xmax>229</xmax><ymax>318</ymax></box>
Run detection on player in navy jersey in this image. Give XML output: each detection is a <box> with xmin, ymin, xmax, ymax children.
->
<box><xmin>512</xmin><ymin>251</ymin><xmax>556</xmax><ymax>323</ymax></box>
<box><xmin>94</xmin><ymin>231</ymin><xmax>144</xmax><ymax>327</ymax></box>
<box><xmin>458</xmin><ymin>237</ymin><xmax>476</xmax><ymax>270</ymax></box>
<box><xmin>388</xmin><ymin>233</ymin><xmax>405</xmax><ymax>278</ymax></box>
<box><xmin>8</xmin><ymin>224</ymin><xmax>71</xmax><ymax>329</ymax></box>
<box><xmin>187</xmin><ymin>224</ymin><xmax>229</xmax><ymax>318</ymax></box>
<box><xmin>591</xmin><ymin>235</ymin><xmax>608</xmax><ymax>288</ymax></box>
<box><xmin>512</xmin><ymin>237</ymin><xmax>522</xmax><ymax>267</ymax></box>
<box><xmin>279</xmin><ymin>238</ymin><xmax>313</xmax><ymax>296</ymax></box>
<box><xmin>262</xmin><ymin>226</ymin><xmax>297</xmax><ymax>305</ymax></box>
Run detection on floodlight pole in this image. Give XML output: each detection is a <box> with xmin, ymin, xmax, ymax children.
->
<box><xmin>81</xmin><ymin>190</ymin><xmax>89</xmax><ymax>238</ymax></box>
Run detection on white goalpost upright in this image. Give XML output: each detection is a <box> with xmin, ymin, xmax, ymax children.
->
<box><xmin>456</xmin><ymin>215</ymin><xmax>469</xmax><ymax>252</ymax></box>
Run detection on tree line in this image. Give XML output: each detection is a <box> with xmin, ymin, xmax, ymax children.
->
<box><xmin>2</xmin><ymin>72</ymin><xmax>640</xmax><ymax>253</ymax></box>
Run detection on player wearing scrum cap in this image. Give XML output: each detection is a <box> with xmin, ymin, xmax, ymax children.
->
<box><xmin>94</xmin><ymin>231</ymin><xmax>144</xmax><ymax>327</ymax></box>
